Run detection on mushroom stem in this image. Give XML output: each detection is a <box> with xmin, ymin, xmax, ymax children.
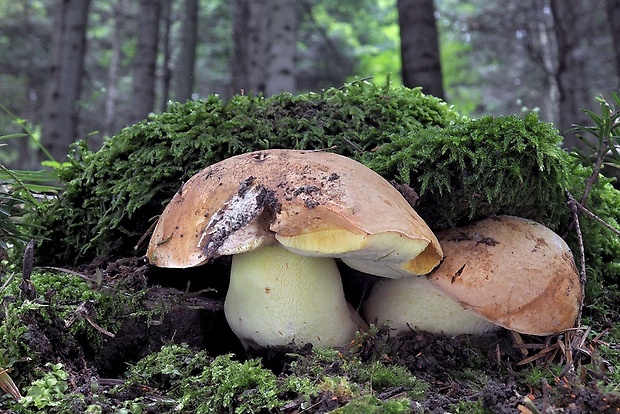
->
<box><xmin>363</xmin><ymin>276</ymin><xmax>499</xmax><ymax>336</ymax></box>
<box><xmin>224</xmin><ymin>244</ymin><xmax>362</xmax><ymax>349</ymax></box>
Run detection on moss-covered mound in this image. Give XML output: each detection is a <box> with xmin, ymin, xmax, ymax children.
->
<box><xmin>363</xmin><ymin>113</ymin><xmax>573</xmax><ymax>230</ymax></box>
<box><xmin>34</xmin><ymin>82</ymin><xmax>460</xmax><ymax>263</ymax></box>
<box><xmin>30</xmin><ymin>82</ymin><xmax>620</xmax><ymax>311</ymax></box>
<box><xmin>34</xmin><ymin>82</ymin><xmax>571</xmax><ymax>261</ymax></box>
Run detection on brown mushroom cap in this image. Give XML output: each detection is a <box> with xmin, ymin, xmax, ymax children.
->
<box><xmin>429</xmin><ymin>215</ymin><xmax>581</xmax><ymax>335</ymax></box>
<box><xmin>147</xmin><ymin>149</ymin><xmax>442</xmax><ymax>277</ymax></box>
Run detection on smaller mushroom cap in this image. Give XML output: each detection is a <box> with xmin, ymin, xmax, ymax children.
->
<box><xmin>147</xmin><ymin>149</ymin><xmax>442</xmax><ymax>277</ymax></box>
<box><xmin>428</xmin><ymin>215</ymin><xmax>581</xmax><ymax>335</ymax></box>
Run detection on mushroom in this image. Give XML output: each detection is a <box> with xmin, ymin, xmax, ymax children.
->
<box><xmin>147</xmin><ymin>149</ymin><xmax>442</xmax><ymax>349</ymax></box>
<box><xmin>362</xmin><ymin>215</ymin><xmax>581</xmax><ymax>336</ymax></box>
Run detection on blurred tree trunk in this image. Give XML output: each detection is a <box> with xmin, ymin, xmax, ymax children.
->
<box><xmin>160</xmin><ymin>0</ymin><xmax>173</xmax><ymax>112</ymax></box>
<box><xmin>606</xmin><ymin>0</ymin><xmax>620</xmax><ymax>87</ymax></box>
<box><xmin>174</xmin><ymin>0</ymin><xmax>199</xmax><ymax>102</ymax></box>
<box><xmin>264</xmin><ymin>0</ymin><xmax>298</xmax><ymax>96</ymax></box>
<box><xmin>105</xmin><ymin>0</ymin><xmax>124</xmax><ymax>137</ymax></box>
<box><xmin>232</xmin><ymin>0</ymin><xmax>267</xmax><ymax>94</ymax></box>
<box><xmin>232</xmin><ymin>0</ymin><xmax>297</xmax><ymax>96</ymax></box>
<box><xmin>397</xmin><ymin>0</ymin><xmax>445</xmax><ymax>99</ymax></box>
<box><xmin>231</xmin><ymin>0</ymin><xmax>248</xmax><ymax>93</ymax></box>
<box><xmin>17</xmin><ymin>2</ymin><xmax>46</xmax><ymax>168</ymax></box>
<box><xmin>549</xmin><ymin>0</ymin><xmax>591</xmax><ymax>150</ymax></box>
<box><xmin>41</xmin><ymin>0</ymin><xmax>91</xmax><ymax>163</ymax></box>
<box><xmin>130</xmin><ymin>0</ymin><xmax>161</xmax><ymax>123</ymax></box>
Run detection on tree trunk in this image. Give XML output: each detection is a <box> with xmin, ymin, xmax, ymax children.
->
<box><xmin>549</xmin><ymin>0</ymin><xmax>591</xmax><ymax>150</ymax></box>
<box><xmin>41</xmin><ymin>0</ymin><xmax>91</xmax><ymax>163</ymax></box>
<box><xmin>264</xmin><ymin>0</ymin><xmax>298</xmax><ymax>96</ymax></box>
<box><xmin>232</xmin><ymin>0</ymin><xmax>268</xmax><ymax>95</ymax></box>
<box><xmin>174</xmin><ymin>0</ymin><xmax>199</xmax><ymax>102</ymax></box>
<box><xmin>606</xmin><ymin>0</ymin><xmax>620</xmax><ymax>88</ymax></box>
<box><xmin>397</xmin><ymin>0</ymin><xmax>445</xmax><ymax>99</ymax></box>
<box><xmin>160</xmin><ymin>0</ymin><xmax>173</xmax><ymax>112</ymax></box>
<box><xmin>105</xmin><ymin>0</ymin><xmax>124</xmax><ymax>137</ymax></box>
<box><xmin>130</xmin><ymin>0</ymin><xmax>161</xmax><ymax>123</ymax></box>
<box><xmin>231</xmin><ymin>0</ymin><xmax>249</xmax><ymax>94</ymax></box>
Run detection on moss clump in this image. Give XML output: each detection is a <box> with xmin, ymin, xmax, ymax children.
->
<box><xmin>0</xmin><ymin>270</ymin><xmax>137</xmax><ymax>390</ymax></box>
<box><xmin>565</xmin><ymin>165</ymin><xmax>620</xmax><ymax>321</ymax></box>
<box><xmin>28</xmin><ymin>82</ymin><xmax>620</xmax><ymax>321</ymax></box>
<box><xmin>121</xmin><ymin>343</ymin><xmax>312</xmax><ymax>413</ymax></box>
<box><xmin>33</xmin><ymin>82</ymin><xmax>460</xmax><ymax>263</ymax></box>
<box><xmin>362</xmin><ymin>113</ymin><xmax>573</xmax><ymax>230</ymax></box>
<box><xmin>329</xmin><ymin>394</ymin><xmax>414</xmax><ymax>413</ymax></box>
<box><xmin>116</xmin><ymin>342</ymin><xmax>427</xmax><ymax>413</ymax></box>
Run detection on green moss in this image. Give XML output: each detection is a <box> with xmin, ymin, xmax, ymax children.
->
<box><xmin>330</xmin><ymin>394</ymin><xmax>414</xmax><ymax>413</ymax></box>
<box><xmin>362</xmin><ymin>113</ymin><xmax>573</xmax><ymax>230</ymax></box>
<box><xmin>355</xmin><ymin>361</ymin><xmax>427</xmax><ymax>400</ymax></box>
<box><xmin>33</xmin><ymin>82</ymin><xmax>459</xmax><ymax>263</ymax></box>
<box><xmin>122</xmin><ymin>343</ymin><xmax>312</xmax><ymax>413</ymax></box>
<box><xmin>0</xmin><ymin>270</ymin><xmax>137</xmax><ymax>385</ymax></box>
<box><xmin>566</xmin><ymin>167</ymin><xmax>620</xmax><ymax>322</ymax></box>
<box><xmin>0</xmin><ymin>300</ymin><xmax>41</xmax><ymax>368</ymax></box>
<box><xmin>115</xmin><ymin>340</ymin><xmax>427</xmax><ymax>413</ymax></box>
<box><xmin>597</xmin><ymin>341</ymin><xmax>620</xmax><ymax>394</ymax></box>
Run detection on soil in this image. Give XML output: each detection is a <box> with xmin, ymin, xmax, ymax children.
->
<box><xmin>8</xmin><ymin>255</ymin><xmax>620</xmax><ymax>413</ymax></box>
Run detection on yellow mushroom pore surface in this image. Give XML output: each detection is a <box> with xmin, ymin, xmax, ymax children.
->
<box><xmin>224</xmin><ymin>244</ymin><xmax>360</xmax><ymax>348</ymax></box>
<box><xmin>276</xmin><ymin>230</ymin><xmax>432</xmax><ymax>278</ymax></box>
<box><xmin>362</xmin><ymin>276</ymin><xmax>499</xmax><ymax>335</ymax></box>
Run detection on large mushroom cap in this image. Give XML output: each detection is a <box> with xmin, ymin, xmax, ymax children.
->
<box><xmin>429</xmin><ymin>215</ymin><xmax>581</xmax><ymax>335</ymax></box>
<box><xmin>147</xmin><ymin>149</ymin><xmax>442</xmax><ymax>277</ymax></box>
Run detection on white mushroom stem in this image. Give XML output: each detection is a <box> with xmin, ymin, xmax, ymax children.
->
<box><xmin>224</xmin><ymin>244</ymin><xmax>363</xmax><ymax>349</ymax></box>
<box><xmin>362</xmin><ymin>276</ymin><xmax>499</xmax><ymax>336</ymax></box>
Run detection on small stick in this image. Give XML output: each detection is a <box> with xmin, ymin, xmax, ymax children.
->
<box><xmin>341</xmin><ymin>137</ymin><xmax>364</xmax><ymax>154</ymax></box>
<box><xmin>65</xmin><ymin>301</ymin><xmax>115</xmax><ymax>338</ymax></box>
<box><xmin>571</xmin><ymin>198</ymin><xmax>620</xmax><ymax>237</ymax></box>
<box><xmin>135</xmin><ymin>220</ymin><xmax>158</xmax><ymax>251</ymax></box>
<box><xmin>580</xmin><ymin>136</ymin><xmax>609</xmax><ymax>207</ymax></box>
<box><xmin>566</xmin><ymin>191</ymin><xmax>587</xmax><ymax>323</ymax></box>
<box><xmin>0</xmin><ymin>272</ymin><xmax>15</xmax><ymax>295</ymax></box>
<box><xmin>19</xmin><ymin>239</ymin><xmax>37</xmax><ymax>300</ymax></box>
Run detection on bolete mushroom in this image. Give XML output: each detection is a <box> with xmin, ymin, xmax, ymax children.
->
<box><xmin>362</xmin><ymin>215</ymin><xmax>581</xmax><ymax>336</ymax></box>
<box><xmin>147</xmin><ymin>149</ymin><xmax>442</xmax><ymax>349</ymax></box>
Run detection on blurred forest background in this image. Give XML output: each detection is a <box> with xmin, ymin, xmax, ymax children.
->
<box><xmin>1</xmin><ymin>0</ymin><xmax>618</xmax><ymax>170</ymax></box>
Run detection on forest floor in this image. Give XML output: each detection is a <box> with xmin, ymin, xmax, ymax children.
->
<box><xmin>2</xmin><ymin>253</ymin><xmax>619</xmax><ymax>414</ymax></box>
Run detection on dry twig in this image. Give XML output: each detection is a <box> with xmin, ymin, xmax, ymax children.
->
<box><xmin>566</xmin><ymin>191</ymin><xmax>587</xmax><ymax>323</ymax></box>
<box><xmin>65</xmin><ymin>301</ymin><xmax>115</xmax><ymax>338</ymax></box>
